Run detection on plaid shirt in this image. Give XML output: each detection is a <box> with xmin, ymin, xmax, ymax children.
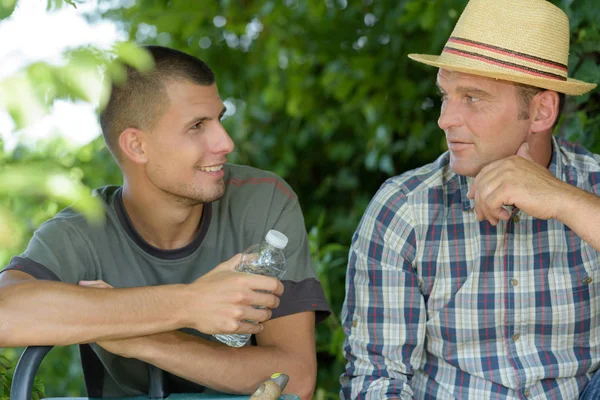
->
<box><xmin>341</xmin><ymin>137</ymin><xmax>600</xmax><ymax>400</ymax></box>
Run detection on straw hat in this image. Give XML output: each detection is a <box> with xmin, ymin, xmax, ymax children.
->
<box><xmin>408</xmin><ymin>0</ymin><xmax>596</xmax><ymax>95</ymax></box>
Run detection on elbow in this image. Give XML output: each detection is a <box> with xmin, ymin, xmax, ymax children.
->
<box><xmin>0</xmin><ymin>300</ymin><xmax>13</xmax><ymax>348</ymax></box>
<box><xmin>0</xmin><ymin>287</ymin><xmax>28</xmax><ymax>348</ymax></box>
<box><xmin>0</xmin><ymin>322</ymin><xmax>8</xmax><ymax>348</ymax></box>
<box><xmin>290</xmin><ymin>378</ymin><xmax>316</xmax><ymax>400</ymax></box>
<box><xmin>287</xmin><ymin>363</ymin><xmax>316</xmax><ymax>400</ymax></box>
<box><xmin>0</xmin><ymin>290</ymin><xmax>8</xmax><ymax>347</ymax></box>
<box><xmin>293</xmin><ymin>384</ymin><xmax>315</xmax><ymax>400</ymax></box>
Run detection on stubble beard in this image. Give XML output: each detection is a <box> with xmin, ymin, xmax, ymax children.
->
<box><xmin>166</xmin><ymin>179</ymin><xmax>226</xmax><ymax>206</ymax></box>
<box><xmin>146</xmin><ymin>163</ymin><xmax>227</xmax><ymax>205</ymax></box>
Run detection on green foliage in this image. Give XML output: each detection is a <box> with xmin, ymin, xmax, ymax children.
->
<box><xmin>0</xmin><ymin>0</ymin><xmax>16</xmax><ymax>19</ymax></box>
<box><xmin>0</xmin><ymin>351</ymin><xmax>45</xmax><ymax>400</ymax></box>
<box><xmin>1</xmin><ymin>0</ymin><xmax>598</xmax><ymax>398</ymax></box>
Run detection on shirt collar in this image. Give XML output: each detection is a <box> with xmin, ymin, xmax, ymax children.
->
<box><xmin>459</xmin><ymin>137</ymin><xmax>562</xmax><ymax>212</ymax></box>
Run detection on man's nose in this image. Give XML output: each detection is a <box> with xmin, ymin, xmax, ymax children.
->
<box><xmin>212</xmin><ymin>123</ymin><xmax>235</xmax><ymax>155</ymax></box>
<box><xmin>438</xmin><ymin>100</ymin><xmax>463</xmax><ymax>131</ymax></box>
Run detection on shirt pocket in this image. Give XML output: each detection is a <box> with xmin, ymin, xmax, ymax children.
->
<box><xmin>547</xmin><ymin>261</ymin><xmax>600</xmax><ymax>349</ymax></box>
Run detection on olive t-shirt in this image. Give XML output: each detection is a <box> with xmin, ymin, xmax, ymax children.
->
<box><xmin>2</xmin><ymin>164</ymin><xmax>331</xmax><ymax>397</ymax></box>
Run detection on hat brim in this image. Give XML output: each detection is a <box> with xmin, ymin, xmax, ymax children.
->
<box><xmin>408</xmin><ymin>53</ymin><xmax>596</xmax><ymax>96</ymax></box>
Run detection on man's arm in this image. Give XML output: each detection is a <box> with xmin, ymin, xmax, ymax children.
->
<box><xmin>556</xmin><ymin>185</ymin><xmax>600</xmax><ymax>251</ymax></box>
<box><xmin>94</xmin><ymin>312</ymin><xmax>316</xmax><ymax>400</ymax></box>
<box><xmin>468</xmin><ymin>143</ymin><xmax>600</xmax><ymax>251</ymax></box>
<box><xmin>340</xmin><ymin>182</ymin><xmax>427</xmax><ymax>399</ymax></box>
<box><xmin>0</xmin><ymin>255</ymin><xmax>283</xmax><ymax>347</ymax></box>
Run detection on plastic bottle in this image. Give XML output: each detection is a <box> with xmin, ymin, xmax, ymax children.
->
<box><xmin>213</xmin><ymin>230</ymin><xmax>288</xmax><ymax>347</ymax></box>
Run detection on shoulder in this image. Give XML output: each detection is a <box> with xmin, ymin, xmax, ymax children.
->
<box><xmin>34</xmin><ymin>185</ymin><xmax>118</xmax><ymax>240</ymax></box>
<box><xmin>35</xmin><ymin>208</ymin><xmax>89</xmax><ymax>239</ymax></box>
<box><xmin>356</xmin><ymin>154</ymin><xmax>452</xmax><ymax>247</ymax></box>
<box><xmin>556</xmin><ymin>138</ymin><xmax>600</xmax><ymax>193</ymax></box>
<box><xmin>556</xmin><ymin>137</ymin><xmax>600</xmax><ymax>170</ymax></box>
<box><xmin>370</xmin><ymin>152</ymin><xmax>453</xmax><ymax>213</ymax></box>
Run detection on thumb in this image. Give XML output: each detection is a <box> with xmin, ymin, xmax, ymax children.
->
<box><xmin>467</xmin><ymin>179</ymin><xmax>476</xmax><ymax>199</ymax></box>
<box><xmin>516</xmin><ymin>142</ymin><xmax>534</xmax><ymax>161</ymax></box>
<box><xmin>218</xmin><ymin>253</ymin><xmax>243</xmax><ymax>271</ymax></box>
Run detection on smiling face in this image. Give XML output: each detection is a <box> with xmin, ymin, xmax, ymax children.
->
<box><xmin>141</xmin><ymin>80</ymin><xmax>234</xmax><ymax>204</ymax></box>
<box><xmin>436</xmin><ymin>69</ymin><xmax>533</xmax><ymax>177</ymax></box>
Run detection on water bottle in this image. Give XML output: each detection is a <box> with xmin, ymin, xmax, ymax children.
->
<box><xmin>214</xmin><ymin>229</ymin><xmax>288</xmax><ymax>347</ymax></box>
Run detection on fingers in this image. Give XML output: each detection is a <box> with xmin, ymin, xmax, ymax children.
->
<box><xmin>468</xmin><ymin>158</ymin><xmax>504</xmax><ymax>199</ymax></box>
<box><xmin>236</xmin><ymin>320</ymin><xmax>266</xmax><ymax>335</ymax></box>
<box><xmin>79</xmin><ymin>280</ymin><xmax>114</xmax><ymax>289</ymax></box>
<box><xmin>469</xmin><ymin>160</ymin><xmax>516</xmax><ymax>225</ymax></box>
<box><xmin>516</xmin><ymin>142</ymin><xmax>534</xmax><ymax>161</ymax></box>
<box><xmin>250</xmin><ymin>290</ymin><xmax>281</xmax><ymax>309</ymax></box>
<box><xmin>214</xmin><ymin>307</ymin><xmax>271</xmax><ymax>335</ymax></box>
<box><xmin>467</xmin><ymin>180</ymin><xmax>477</xmax><ymax>200</ymax></box>
<box><xmin>478</xmin><ymin>192</ymin><xmax>511</xmax><ymax>225</ymax></box>
<box><xmin>245</xmin><ymin>274</ymin><xmax>284</xmax><ymax>296</ymax></box>
<box><xmin>227</xmin><ymin>284</ymin><xmax>280</xmax><ymax>311</ymax></box>
<box><xmin>243</xmin><ymin>304</ymin><xmax>274</xmax><ymax>323</ymax></box>
<box><xmin>216</xmin><ymin>253</ymin><xmax>243</xmax><ymax>271</ymax></box>
<box><xmin>472</xmin><ymin>184</ymin><xmax>512</xmax><ymax>225</ymax></box>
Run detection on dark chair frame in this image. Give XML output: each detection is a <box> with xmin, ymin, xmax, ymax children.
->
<box><xmin>10</xmin><ymin>345</ymin><xmax>166</xmax><ymax>400</ymax></box>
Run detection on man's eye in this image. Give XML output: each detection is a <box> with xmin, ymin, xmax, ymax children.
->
<box><xmin>467</xmin><ymin>96</ymin><xmax>481</xmax><ymax>104</ymax></box>
<box><xmin>191</xmin><ymin>121</ymin><xmax>204</xmax><ymax>130</ymax></box>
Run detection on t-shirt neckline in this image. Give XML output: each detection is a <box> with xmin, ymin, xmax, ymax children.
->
<box><xmin>114</xmin><ymin>187</ymin><xmax>212</xmax><ymax>260</ymax></box>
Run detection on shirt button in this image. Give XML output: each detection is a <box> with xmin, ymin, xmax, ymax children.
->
<box><xmin>510</xmin><ymin>278</ymin><xmax>519</xmax><ymax>287</ymax></box>
<box><xmin>584</xmin><ymin>277</ymin><xmax>593</xmax><ymax>285</ymax></box>
<box><xmin>512</xmin><ymin>333</ymin><xmax>520</xmax><ymax>341</ymax></box>
<box><xmin>352</xmin><ymin>320</ymin><xmax>358</xmax><ymax>328</ymax></box>
<box><xmin>512</xmin><ymin>214</ymin><xmax>520</xmax><ymax>223</ymax></box>
<box><xmin>524</xmin><ymin>389</ymin><xmax>531</xmax><ymax>397</ymax></box>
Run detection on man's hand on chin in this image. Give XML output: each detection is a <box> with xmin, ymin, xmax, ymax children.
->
<box><xmin>467</xmin><ymin>142</ymin><xmax>568</xmax><ymax>225</ymax></box>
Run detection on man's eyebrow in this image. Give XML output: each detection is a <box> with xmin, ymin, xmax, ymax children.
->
<box><xmin>184</xmin><ymin>106</ymin><xmax>228</xmax><ymax>127</ymax></box>
<box><xmin>435</xmin><ymin>84</ymin><xmax>494</xmax><ymax>99</ymax></box>
<box><xmin>184</xmin><ymin>116</ymin><xmax>208</xmax><ymax>127</ymax></box>
<box><xmin>455</xmin><ymin>86</ymin><xmax>494</xmax><ymax>98</ymax></box>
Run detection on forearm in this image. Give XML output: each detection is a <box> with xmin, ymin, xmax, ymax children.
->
<box><xmin>0</xmin><ymin>280</ymin><xmax>187</xmax><ymax>347</ymax></box>
<box><xmin>117</xmin><ymin>331</ymin><xmax>314</xmax><ymax>399</ymax></box>
<box><xmin>556</xmin><ymin>185</ymin><xmax>600</xmax><ymax>251</ymax></box>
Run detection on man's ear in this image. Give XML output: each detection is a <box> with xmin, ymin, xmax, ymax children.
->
<box><xmin>531</xmin><ymin>90</ymin><xmax>560</xmax><ymax>133</ymax></box>
<box><xmin>119</xmin><ymin>128</ymin><xmax>148</xmax><ymax>164</ymax></box>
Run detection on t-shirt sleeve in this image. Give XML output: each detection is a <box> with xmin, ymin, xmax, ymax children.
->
<box><xmin>265</xmin><ymin>177</ymin><xmax>332</xmax><ymax>324</ymax></box>
<box><xmin>1</xmin><ymin>218</ymin><xmax>97</xmax><ymax>284</ymax></box>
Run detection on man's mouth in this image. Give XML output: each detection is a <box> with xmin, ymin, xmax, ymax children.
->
<box><xmin>196</xmin><ymin>164</ymin><xmax>224</xmax><ymax>172</ymax></box>
<box><xmin>447</xmin><ymin>140</ymin><xmax>473</xmax><ymax>151</ymax></box>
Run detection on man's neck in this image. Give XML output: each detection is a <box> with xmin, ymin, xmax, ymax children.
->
<box><xmin>528</xmin><ymin>131</ymin><xmax>554</xmax><ymax>169</ymax></box>
<box><xmin>121</xmin><ymin>183</ymin><xmax>204</xmax><ymax>250</ymax></box>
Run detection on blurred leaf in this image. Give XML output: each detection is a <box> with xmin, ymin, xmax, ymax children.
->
<box><xmin>0</xmin><ymin>164</ymin><xmax>105</xmax><ymax>223</ymax></box>
<box><xmin>0</xmin><ymin>0</ymin><xmax>16</xmax><ymax>20</ymax></box>
<box><xmin>46</xmin><ymin>0</ymin><xmax>78</xmax><ymax>11</ymax></box>
<box><xmin>114</xmin><ymin>41</ymin><xmax>155</xmax><ymax>73</ymax></box>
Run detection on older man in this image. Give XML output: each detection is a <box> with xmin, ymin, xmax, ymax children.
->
<box><xmin>341</xmin><ymin>0</ymin><xmax>600</xmax><ymax>398</ymax></box>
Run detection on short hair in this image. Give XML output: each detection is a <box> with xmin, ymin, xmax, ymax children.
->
<box><xmin>515</xmin><ymin>83</ymin><xmax>566</xmax><ymax>129</ymax></box>
<box><xmin>99</xmin><ymin>46</ymin><xmax>215</xmax><ymax>160</ymax></box>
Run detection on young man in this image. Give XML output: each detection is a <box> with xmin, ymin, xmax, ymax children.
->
<box><xmin>0</xmin><ymin>46</ymin><xmax>330</xmax><ymax>399</ymax></box>
<box><xmin>341</xmin><ymin>0</ymin><xmax>600</xmax><ymax>398</ymax></box>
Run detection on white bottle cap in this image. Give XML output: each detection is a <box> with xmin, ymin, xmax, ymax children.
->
<box><xmin>266</xmin><ymin>230</ymin><xmax>288</xmax><ymax>249</ymax></box>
